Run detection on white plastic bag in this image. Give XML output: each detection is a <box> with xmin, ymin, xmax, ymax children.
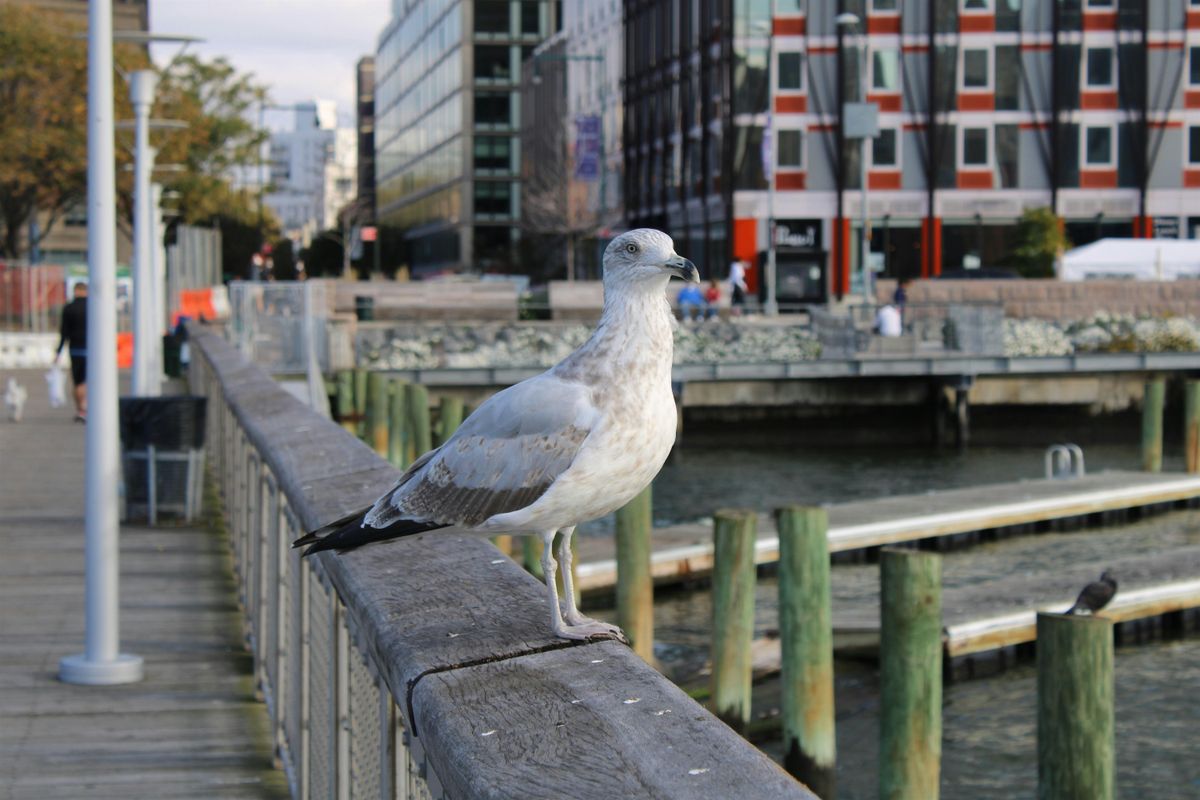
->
<box><xmin>46</xmin><ymin>363</ymin><xmax>67</xmax><ymax>408</ymax></box>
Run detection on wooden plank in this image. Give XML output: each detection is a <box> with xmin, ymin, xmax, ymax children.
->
<box><xmin>411</xmin><ymin>640</ymin><xmax>816</xmax><ymax>800</ymax></box>
<box><xmin>0</xmin><ymin>372</ymin><xmax>289</xmax><ymax>798</ymax></box>
<box><xmin>575</xmin><ymin>471</ymin><xmax>1200</xmax><ymax>592</ymax></box>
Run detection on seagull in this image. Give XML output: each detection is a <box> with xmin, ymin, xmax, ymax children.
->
<box><xmin>1065</xmin><ymin>569</ymin><xmax>1117</xmax><ymax>615</ymax></box>
<box><xmin>294</xmin><ymin>229</ymin><xmax>699</xmax><ymax>641</ymax></box>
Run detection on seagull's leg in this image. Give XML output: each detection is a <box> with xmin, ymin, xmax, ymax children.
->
<box><xmin>554</xmin><ymin>527</ymin><xmax>627</xmax><ymax>642</ymax></box>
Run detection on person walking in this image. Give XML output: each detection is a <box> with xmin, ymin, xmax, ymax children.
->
<box><xmin>728</xmin><ymin>259</ymin><xmax>748</xmax><ymax>315</ymax></box>
<box><xmin>56</xmin><ymin>281</ymin><xmax>88</xmax><ymax>422</ymax></box>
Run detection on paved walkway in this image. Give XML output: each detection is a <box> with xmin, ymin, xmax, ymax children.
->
<box><xmin>0</xmin><ymin>370</ymin><xmax>288</xmax><ymax>799</ymax></box>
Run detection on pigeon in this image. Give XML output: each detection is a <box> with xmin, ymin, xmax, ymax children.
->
<box><xmin>1065</xmin><ymin>570</ymin><xmax>1117</xmax><ymax>615</ymax></box>
<box><xmin>294</xmin><ymin>229</ymin><xmax>699</xmax><ymax>641</ymax></box>
<box><xmin>5</xmin><ymin>378</ymin><xmax>28</xmax><ymax>422</ymax></box>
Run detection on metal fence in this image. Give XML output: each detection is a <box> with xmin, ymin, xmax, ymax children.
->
<box><xmin>820</xmin><ymin>302</ymin><xmax>1006</xmax><ymax>357</ymax></box>
<box><xmin>167</xmin><ymin>224</ymin><xmax>222</xmax><ymax>327</ymax></box>
<box><xmin>192</xmin><ymin>348</ymin><xmax>435</xmax><ymax>800</ymax></box>
<box><xmin>0</xmin><ymin>262</ymin><xmax>66</xmax><ymax>332</ymax></box>
<box><xmin>227</xmin><ymin>281</ymin><xmax>329</xmax><ymax>375</ymax></box>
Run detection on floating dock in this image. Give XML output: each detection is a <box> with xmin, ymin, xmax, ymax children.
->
<box><xmin>575</xmin><ymin>470</ymin><xmax>1200</xmax><ymax>593</ymax></box>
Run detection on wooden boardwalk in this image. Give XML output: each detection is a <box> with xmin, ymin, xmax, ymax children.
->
<box><xmin>575</xmin><ymin>471</ymin><xmax>1200</xmax><ymax>592</ymax></box>
<box><xmin>0</xmin><ymin>372</ymin><xmax>288</xmax><ymax>799</ymax></box>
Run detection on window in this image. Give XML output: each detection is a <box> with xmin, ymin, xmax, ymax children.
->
<box><xmin>474</xmin><ymin>93</ymin><xmax>511</xmax><ymax>126</ymax></box>
<box><xmin>872</xmin><ymin>129</ymin><xmax>898</xmax><ymax>167</ymax></box>
<box><xmin>521</xmin><ymin>2</ymin><xmax>541</xmax><ymax>35</ymax></box>
<box><xmin>1084</xmin><ymin>126</ymin><xmax>1113</xmax><ymax>166</ymax></box>
<box><xmin>1190</xmin><ymin>127</ymin><xmax>1200</xmax><ymax>165</ymax></box>
<box><xmin>962</xmin><ymin>49</ymin><xmax>990</xmax><ymax>90</ymax></box>
<box><xmin>962</xmin><ymin>127</ymin><xmax>989</xmax><ymax>166</ymax></box>
<box><xmin>871</xmin><ymin>0</ymin><xmax>898</xmax><ymax>11</ymax></box>
<box><xmin>1086</xmin><ymin>0</ymin><xmax>1114</xmax><ymax>6</ymax></box>
<box><xmin>1191</xmin><ymin>47</ymin><xmax>1200</xmax><ymax>86</ymax></box>
<box><xmin>778</xmin><ymin>129</ymin><xmax>804</xmax><ymax>168</ymax></box>
<box><xmin>1086</xmin><ymin>48</ymin><xmax>1114</xmax><ymax>88</ymax></box>
<box><xmin>474</xmin><ymin>181</ymin><xmax>512</xmax><ymax>216</ymax></box>
<box><xmin>778</xmin><ymin>52</ymin><xmax>804</xmax><ymax>91</ymax></box>
<box><xmin>873</xmin><ymin>49</ymin><xmax>899</xmax><ymax>92</ymax></box>
<box><xmin>474</xmin><ymin>136</ymin><xmax>511</xmax><ymax>171</ymax></box>
<box><xmin>475</xmin><ymin>46</ymin><xmax>511</xmax><ymax>81</ymax></box>
<box><xmin>474</xmin><ymin>2</ymin><xmax>509</xmax><ymax>34</ymax></box>
<box><xmin>962</xmin><ymin>0</ymin><xmax>991</xmax><ymax>9</ymax></box>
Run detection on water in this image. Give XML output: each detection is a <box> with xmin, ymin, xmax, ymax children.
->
<box><xmin>584</xmin><ymin>440</ymin><xmax>1199</xmax><ymax>796</ymax></box>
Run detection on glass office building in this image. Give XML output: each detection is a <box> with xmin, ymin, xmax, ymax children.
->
<box><xmin>375</xmin><ymin>0</ymin><xmax>559</xmax><ymax>274</ymax></box>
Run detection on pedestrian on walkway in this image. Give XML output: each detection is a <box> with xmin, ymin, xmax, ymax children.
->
<box><xmin>56</xmin><ymin>281</ymin><xmax>88</xmax><ymax>422</ymax></box>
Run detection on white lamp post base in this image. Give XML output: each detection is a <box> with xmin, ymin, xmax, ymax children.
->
<box><xmin>59</xmin><ymin>653</ymin><xmax>144</xmax><ymax>685</ymax></box>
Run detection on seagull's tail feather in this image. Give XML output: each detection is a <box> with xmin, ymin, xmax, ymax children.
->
<box><xmin>296</xmin><ymin>507</ymin><xmax>447</xmax><ymax>557</ymax></box>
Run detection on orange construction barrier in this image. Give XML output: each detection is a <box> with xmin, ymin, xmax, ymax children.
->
<box><xmin>173</xmin><ymin>288</ymin><xmax>217</xmax><ymax>326</ymax></box>
<box><xmin>117</xmin><ymin>332</ymin><xmax>133</xmax><ymax>369</ymax></box>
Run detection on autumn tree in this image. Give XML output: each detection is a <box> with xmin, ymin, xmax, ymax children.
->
<box><xmin>0</xmin><ymin>6</ymin><xmax>89</xmax><ymax>258</ymax></box>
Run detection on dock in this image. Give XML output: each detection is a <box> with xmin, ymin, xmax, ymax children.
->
<box><xmin>575</xmin><ymin>471</ymin><xmax>1200</xmax><ymax>593</ymax></box>
<box><xmin>0</xmin><ymin>372</ymin><xmax>288</xmax><ymax>799</ymax></box>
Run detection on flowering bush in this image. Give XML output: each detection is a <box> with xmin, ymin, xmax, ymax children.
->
<box><xmin>1003</xmin><ymin>319</ymin><xmax>1074</xmax><ymax>357</ymax></box>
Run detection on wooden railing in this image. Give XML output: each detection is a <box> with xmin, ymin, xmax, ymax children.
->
<box><xmin>187</xmin><ymin>325</ymin><xmax>813</xmax><ymax>800</ymax></box>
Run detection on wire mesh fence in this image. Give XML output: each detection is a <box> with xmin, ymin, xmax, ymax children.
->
<box><xmin>194</xmin><ymin>349</ymin><xmax>434</xmax><ymax>800</ymax></box>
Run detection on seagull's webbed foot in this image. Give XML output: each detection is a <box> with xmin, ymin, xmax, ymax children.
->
<box><xmin>552</xmin><ymin>618</ymin><xmax>630</xmax><ymax>644</ymax></box>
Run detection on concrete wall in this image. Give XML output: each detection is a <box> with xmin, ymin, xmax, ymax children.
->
<box><xmin>877</xmin><ymin>278</ymin><xmax>1200</xmax><ymax>320</ymax></box>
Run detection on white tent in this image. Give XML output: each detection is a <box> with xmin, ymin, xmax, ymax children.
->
<box><xmin>1058</xmin><ymin>238</ymin><xmax>1200</xmax><ymax>281</ymax></box>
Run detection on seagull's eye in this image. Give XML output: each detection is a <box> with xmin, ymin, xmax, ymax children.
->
<box><xmin>626</xmin><ymin>244</ymin><xmax>638</xmax><ymax>254</ymax></box>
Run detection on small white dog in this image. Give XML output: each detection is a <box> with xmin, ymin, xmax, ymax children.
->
<box><xmin>5</xmin><ymin>378</ymin><xmax>28</xmax><ymax>422</ymax></box>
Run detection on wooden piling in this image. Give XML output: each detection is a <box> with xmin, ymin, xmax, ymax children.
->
<box><xmin>335</xmin><ymin>371</ymin><xmax>356</xmax><ymax>434</ymax></box>
<box><xmin>615</xmin><ymin>486</ymin><xmax>654</xmax><ymax>662</ymax></box>
<box><xmin>1186</xmin><ymin>380</ymin><xmax>1200</xmax><ymax>473</ymax></box>
<box><xmin>366</xmin><ymin>372</ymin><xmax>389</xmax><ymax>457</ymax></box>
<box><xmin>711</xmin><ymin>509</ymin><xmax>757</xmax><ymax>733</ymax></box>
<box><xmin>1036</xmin><ymin>613</ymin><xmax>1114</xmax><ymax>800</ymax></box>
<box><xmin>406</xmin><ymin>383</ymin><xmax>432</xmax><ymax>462</ymax></box>
<box><xmin>437</xmin><ymin>396</ymin><xmax>465</xmax><ymax>446</ymax></box>
<box><xmin>523</xmin><ymin>536</ymin><xmax>543</xmax><ymax>579</ymax></box>
<box><xmin>776</xmin><ymin>506</ymin><xmax>836</xmax><ymax>797</ymax></box>
<box><xmin>353</xmin><ymin>368</ymin><xmax>368</xmax><ymax>438</ymax></box>
<box><xmin>880</xmin><ymin>548</ymin><xmax>942</xmax><ymax>800</ymax></box>
<box><xmin>1142</xmin><ymin>378</ymin><xmax>1164</xmax><ymax>472</ymax></box>
<box><xmin>387</xmin><ymin>380</ymin><xmax>408</xmax><ymax>468</ymax></box>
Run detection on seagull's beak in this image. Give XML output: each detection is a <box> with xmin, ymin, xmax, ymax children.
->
<box><xmin>664</xmin><ymin>253</ymin><xmax>700</xmax><ymax>283</ymax></box>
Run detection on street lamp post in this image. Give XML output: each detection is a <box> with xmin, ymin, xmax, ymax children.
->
<box><xmin>130</xmin><ymin>70</ymin><xmax>157</xmax><ymax>396</ymax></box>
<box><xmin>762</xmin><ymin>4</ymin><xmax>779</xmax><ymax>315</ymax></box>
<box><xmin>59</xmin><ymin>0</ymin><xmax>144</xmax><ymax>687</ymax></box>
<box><xmin>837</xmin><ymin>13</ymin><xmax>875</xmax><ymax>306</ymax></box>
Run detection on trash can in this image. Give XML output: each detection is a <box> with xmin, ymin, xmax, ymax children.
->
<box><xmin>355</xmin><ymin>295</ymin><xmax>375</xmax><ymax>321</ymax></box>
<box><xmin>119</xmin><ymin>396</ymin><xmax>207</xmax><ymax>524</ymax></box>
<box><xmin>163</xmin><ymin>333</ymin><xmax>182</xmax><ymax>378</ymax></box>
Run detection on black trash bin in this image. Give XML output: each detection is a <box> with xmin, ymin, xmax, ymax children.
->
<box><xmin>119</xmin><ymin>396</ymin><xmax>208</xmax><ymax>524</ymax></box>
<box><xmin>355</xmin><ymin>295</ymin><xmax>374</xmax><ymax>321</ymax></box>
<box><xmin>163</xmin><ymin>333</ymin><xmax>182</xmax><ymax>377</ymax></box>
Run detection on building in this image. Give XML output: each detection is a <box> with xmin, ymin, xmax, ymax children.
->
<box><xmin>625</xmin><ymin>0</ymin><xmax>1200</xmax><ymax>305</ymax></box>
<box><xmin>264</xmin><ymin>101</ymin><xmax>357</xmax><ymax>241</ymax></box>
<box><xmin>519</xmin><ymin>0</ymin><xmax>625</xmax><ymax>280</ymax></box>
<box><xmin>356</xmin><ymin>57</ymin><xmax>377</xmax><ymax>224</ymax></box>
<box><xmin>374</xmin><ymin>0</ymin><xmax>559</xmax><ymax>276</ymax></box>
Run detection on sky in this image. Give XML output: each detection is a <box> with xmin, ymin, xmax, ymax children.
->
<box><xmin>150</xmin><ymin>0</ymin><xmax>390</xmax><ymax>130</ymax></box>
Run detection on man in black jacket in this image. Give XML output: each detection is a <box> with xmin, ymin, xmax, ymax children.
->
<box><xmin>56</xmin><ymin>281</ymin><xmax>88</xmax><ymax>422</ymax></box>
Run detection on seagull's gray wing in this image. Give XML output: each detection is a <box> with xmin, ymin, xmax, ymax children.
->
<box><xmin>363</xmin><ymin>374</ymin><xmax>599</xmax><ymax>529</ymax></box>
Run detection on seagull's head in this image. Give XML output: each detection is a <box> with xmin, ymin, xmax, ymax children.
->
<box><xmin>603</xmin><ymin>229</ymin><xmax>699</xmax><ymax>287</ymax></box>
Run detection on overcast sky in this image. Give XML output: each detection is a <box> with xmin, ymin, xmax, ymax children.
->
<box><xmin>151</xmin><ymin>0</ymin><xmax>390</xmax><ymax>130</ymax></box>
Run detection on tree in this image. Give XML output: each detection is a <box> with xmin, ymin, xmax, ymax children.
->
<box><xmin>300</xmin><ymin>231</ymin><xmax>344</xmax><ymax>278</ymax></box>
<box><xmin>0</xmin><ymin>6</ymin><xmax>89</xmax><ymax>258</ymax></box>
<box><xmin>1006</xmin><ymin>207</ymin><xmax>1071</xmax><ymax>278</ymax></box>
